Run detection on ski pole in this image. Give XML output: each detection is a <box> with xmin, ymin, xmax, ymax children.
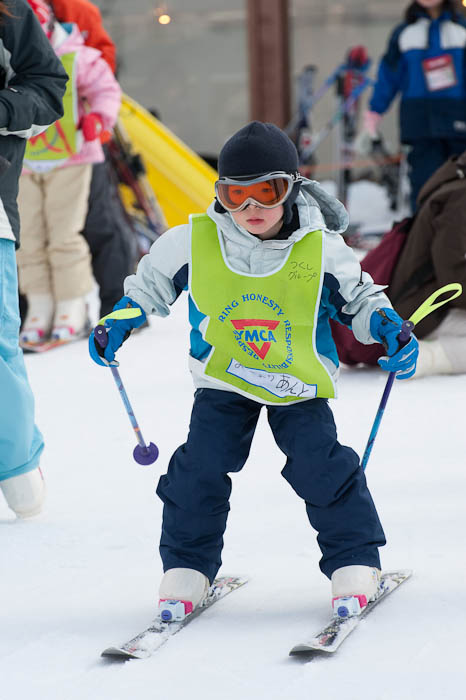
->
<box><xmin>301</xmin><ymin>75</ymin><xmax>374</xmax><ymax>159</ymax></box>
<box><xmin>94</xmin><ymin>325</ymin><xmax>159</xmax><ymax>466</ymax></box>
<box><xmin>361</xmin><ymin>283</ymin><xmax>463</xmax><ymax>471</ymax></box>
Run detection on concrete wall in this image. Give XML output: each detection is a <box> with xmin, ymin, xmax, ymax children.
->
<box><xmin>91</xmin><ymin>0</ymin><xmax>410</xmax><ymax>168</ymax></box>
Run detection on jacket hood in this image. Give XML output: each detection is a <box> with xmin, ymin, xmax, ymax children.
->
<box><xmin>417</xmin><ymin>149</ymin><xmax>466</xmax><ymax>206</ymax></box>
<box><xmin>50</xmin><ymin>22</ymin><xmax>85</xmax><ymax>55</ymax></box>
<box><xmin>207</xmin><ymin>177</ymin><xmax>349</xmax><ymax>248</ymax></box>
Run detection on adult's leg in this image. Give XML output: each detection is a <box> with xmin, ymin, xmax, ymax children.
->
<box><xmin>157</xmin><ymin>389</ymin><xmax>261</xmax><ymax>583</ymax></box>
<box><xmin>443</xmin><ymin>138</ymin><xmax>466</xmax><ymax>160</ymax></box>
<box><xmin>267</xmin><ymin>398</ymin><xmax>385</xmax><ymax>579</ymax></box>
<box><xmin>82</xmin><ymin>156</ymin><xmax>136</xmax><ymax>317</ymax></box>
<box><xmin>407</xmin><ymin>140</ymin><xmax>449</xmax><ymax>212</ymax></box>
<box><xmin>0</xmin><ymin>240</ymin><xmax>44</xmax><ymax>483</ymax></box>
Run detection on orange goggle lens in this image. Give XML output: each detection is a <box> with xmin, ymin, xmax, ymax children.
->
<box><xmin>216</xmin><ymin>177</ymin><xmax>291</xmax><ymax>210</ymax></box>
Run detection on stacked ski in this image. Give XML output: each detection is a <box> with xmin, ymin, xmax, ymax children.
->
<box><xmin>101</xmin><ymin>575</ymin><xmax>247</xmax><ymax>660</ymax></box>
<box><xmin>289</xmin><ymin>569</ymin><xmax>412</xmax><ymax>657</ymax></box>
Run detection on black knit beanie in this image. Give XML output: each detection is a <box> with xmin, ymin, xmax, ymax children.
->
<box><xmin>215</xmin><ymin>121</ymin><xmax>301</xmax><ymax>223</ymax></box>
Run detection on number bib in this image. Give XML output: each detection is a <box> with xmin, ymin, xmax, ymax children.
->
<box><xmin>422</xmin><ymin>54</ymin><xmax>457</xmax><ymax>92</ymax></box>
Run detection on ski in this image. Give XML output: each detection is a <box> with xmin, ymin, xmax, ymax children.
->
<box><xmin>21</xmin><ymin>337</ymin><xmax>84</xmax><ymax>353</ymax></box>
<box><xmin>20</xmin><ymin>326</ymin><xmax>90</xmax><ymax>353</ymax></box>
<box><xmin>101</xmin><ymin>575</ymin><xmax>248</xmax><ymax>661</ymax></box>
<box><xmin>289</xmin><ymin>569</ymin><xmax>412</xmax><ymax>657</ymax></box>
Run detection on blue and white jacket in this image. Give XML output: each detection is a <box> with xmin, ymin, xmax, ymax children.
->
<box><xmin>124</xmin><ymin>180</ymin><xmax>391</xmax><ymax>398</ymax></box>
<box><xmin>369</xmin><ymin>8</ymin><xmax>466</xmax><ymax>142</ymax></box>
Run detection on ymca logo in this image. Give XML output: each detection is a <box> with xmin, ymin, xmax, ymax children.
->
<box><xmin>231</xmin><ymin>319</ymin><xmax>279</xmax><ymax>360</ymax></box>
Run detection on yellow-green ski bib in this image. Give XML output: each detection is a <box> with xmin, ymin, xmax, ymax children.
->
<box><xmin>189</xmin><ymin>214</ymin><xmax>335</xmax><ymax>404</ymax></box>
<box><xmin>25</xmin><ymin>52</ymin><xmax>80</xmax><ymax>168</ymax></box>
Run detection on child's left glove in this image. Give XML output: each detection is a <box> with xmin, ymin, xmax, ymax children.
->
<box><xmin>81</xmin><ymin>113</ymin><xmax>104</xmax><ymax>141</ymax></box>
<box><xmin>89</xmin><ymin>296</ymin><xmax>147</xmax><ymax>367</ymax></box>
<box><xmin>370</xmin><ymin>308</ymin><xmax>419</xmax><ymax>380</ymax></box>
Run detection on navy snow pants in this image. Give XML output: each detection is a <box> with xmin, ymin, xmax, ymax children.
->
<box><xmin>407</xmin><ymin>137</ymin><xmax>466</xmax><ymax>212</ymax></box>
<box><xmin>157</xmin><ymin>389</ymin><xmax>385</xmax><ymax>582</ymax></box>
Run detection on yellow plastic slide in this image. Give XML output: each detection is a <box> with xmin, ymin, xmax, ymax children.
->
<box><xmin>119</xmin><ymin>95</ymin><xmax>218</xmax><ymax>228</ymax></box>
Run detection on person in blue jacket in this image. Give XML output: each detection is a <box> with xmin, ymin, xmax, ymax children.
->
<box><xmin>89</xmin><ymin>121</ymin><xmax>419</xmax><ymax>619</ymax></box>
<box><xmin>363</xmin><ymin>0</ymin><xmax>466</xmax><ymax>211</ymax></box>
<box><xmin>0</xmin><ymin>0</ymin><xmax>67</xmax><ymax>517</ymax></box>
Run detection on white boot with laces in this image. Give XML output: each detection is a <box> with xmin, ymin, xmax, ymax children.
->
<box><xmin>331</xmin><ymin>565</ymin><xmax>381</xmax><ymax>618</ymax></box>
<box><xmin>52</xmin><ymin>297</ymin><xmax>89</xmax><ymax>341</ymax></box>
<box><xmin>0</xmin><ymin>467</ymin><xmax>45</xmax><ymax>518</ymax></box>
<box><xmin>20</xmin><ymin>294</ymin><xmax>54</xmax><ymax>345</ymax></box>
<box><xmin>158</xmin><ymin>568</ymin><xmax>210</xmax><ymax>622</ymax></box>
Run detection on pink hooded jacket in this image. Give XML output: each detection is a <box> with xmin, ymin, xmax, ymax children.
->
<box><xmin>25</xmin><ymin>20</ymin><xmax>121</xmax><ymax>171</ymax></box>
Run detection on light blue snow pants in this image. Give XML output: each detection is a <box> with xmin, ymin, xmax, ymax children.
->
<box><xmin>0</xmin><ymin>239</ymin><xmax>44</xmax><ymax>481</ymax></box>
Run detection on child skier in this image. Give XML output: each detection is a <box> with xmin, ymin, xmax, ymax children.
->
<box><xmin>89</xmin><ymin>122</ymin><xmax>419</xmax><ymax>616</ymax></box>
<box><xmin>17</xmin><ymin>0</ymin><xmax>121</xmax><ymax>345</ymax></box>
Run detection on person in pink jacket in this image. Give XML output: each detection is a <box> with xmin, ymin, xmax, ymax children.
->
<box><xmin>17</xmin><ymin>0</ymin><xmax>121</xmax><ymax>345</ymax></box>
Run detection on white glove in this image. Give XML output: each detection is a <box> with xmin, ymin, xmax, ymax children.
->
<box><xmin>354</xmin><ymin>110</ymin><xmax>383</xmax><ymax>156</ymax></box>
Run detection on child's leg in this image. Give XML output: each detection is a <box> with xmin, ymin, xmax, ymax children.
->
<box><xmin>16</xmin><ymin>173</ymin><xmax>52</xmax><ymax>296</ymax></box>
<box><xmin>157</xmin><ymin>388</ymin><xmax>261</xmax><ymax>583</ymax></box>
<box><xmin>43</xmin><ymin>164</ymin><xmax>94</xmax><ymax>302</ymax></box>
<box><xmin>267</xmin><ymin>398</ymin><xmax>385</xmax><ymax>579</ymax></box>
<box><xmin>16</xmin><ymin>173</ymin><xmax>55</xmax><ymax>342</ymax></box>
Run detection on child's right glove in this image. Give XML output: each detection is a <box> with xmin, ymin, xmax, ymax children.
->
<box><xmin>89</xmin><ymin>296</ymin><xmax>147</xmax><ymax>367</ymax></box>
<box><xmin>81</xmin><ymin>113</ymin><xmax>104</xmax><ymax>141</ymax></box>
<box><xmin>370</xmin><ymin>308</ymin><xmax>419</xmax><ymax>380</ymax></box>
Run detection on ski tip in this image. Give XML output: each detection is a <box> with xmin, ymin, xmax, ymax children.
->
<box><xmin>289</xmin><ymin>644</ymin><xmax>334</xmax><ymax>656</ymax></box>
<box><xmin>289</xmin><ymin>645</ymin><xmax>312</xmax><ymax>656</ymax></box>
<box><xmin>101</xmin><ymin>647</ymin><xmax>138</xmax><ymax>661</ymax></box>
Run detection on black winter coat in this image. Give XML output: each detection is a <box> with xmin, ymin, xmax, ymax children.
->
<box><xmin>0</xmin><ymin>0</ymin><xmax>67</xmax><ymax>247</ymax></box>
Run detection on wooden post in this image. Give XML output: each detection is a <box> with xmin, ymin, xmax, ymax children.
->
<box><xmin>247</xmin><ymin>0</ymin><xmax>291</xmax><ymax>127</ymax></box>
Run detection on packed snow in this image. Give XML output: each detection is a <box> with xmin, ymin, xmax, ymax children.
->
<box><xmin>1</xmin><ymin>184</ymin><xmax>465</xmax><ymax>699</ymax></box>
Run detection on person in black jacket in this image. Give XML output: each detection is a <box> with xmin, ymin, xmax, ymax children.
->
<box><xmin>0</xmin><ymin>0</ymin><xmax>67</xmax><ymax>518</ymax></box>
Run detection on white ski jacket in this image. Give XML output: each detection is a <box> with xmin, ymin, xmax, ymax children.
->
<box><xmin>124</xmin><ymin>179</ymin><xmax>391</xmax><ymax>396</ymax></box>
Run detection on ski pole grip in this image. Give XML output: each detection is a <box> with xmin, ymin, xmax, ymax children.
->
<box><xmin>94</xmin><ymin>324</ymin><xmax>109</xmax><ymax>349</ymax></box>
<box><xmin>397</xmin><ymin>320</ymin><xmax>415</xmax><ymax>345</ymax></box>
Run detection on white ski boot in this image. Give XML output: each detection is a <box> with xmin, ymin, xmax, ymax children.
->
<box><xmin>0</xmin><ymin>467</ymin><xmax>45</xmax><ymax>518</ymax></box>
<box><xmin>51</xmin><ymin>297</ymin><xmax>90</xmax><ymax>341</ymax></box>
<box><xmin>20</xmin><ymin>294</ymin><xmax>54</xmax><ymax>345</ymax></box>
<box><xmin>158</xmin><ymin>568</ymin><xmax>209</xmax><ymax>622</ymax></box>
<box><xmin>331</xmin><ymin>565</ymin><xmax>381</xmax><ymax>618</ymax></box>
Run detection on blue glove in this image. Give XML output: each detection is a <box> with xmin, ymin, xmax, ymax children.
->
<box><xmin>370</xmin><ymin>308</ymin><xmax>419</xmax><ymax>380</ymax></box>
<box><xmin>89</xmin><ymin>296</ymin><xmax>147</xmax><ymax>367</ymax></box>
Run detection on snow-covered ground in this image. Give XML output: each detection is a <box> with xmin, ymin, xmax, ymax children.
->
<box><xmin>1</xmin><ymin>294</ymin><xmax>465</xmax><ymax>700</ymax></box>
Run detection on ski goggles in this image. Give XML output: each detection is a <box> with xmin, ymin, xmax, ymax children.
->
<box><xmin>215</xmin><ymin>172</ymin><xmax>301</xmax><ymax>212</ymax></box>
